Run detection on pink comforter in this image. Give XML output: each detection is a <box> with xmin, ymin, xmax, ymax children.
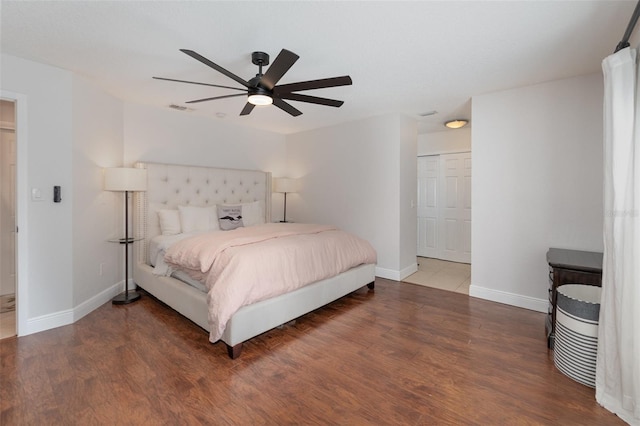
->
<box><xmin>164</xmin><ymin>223</ymin><xmax>377</xmax><ymax>342</ymax></box>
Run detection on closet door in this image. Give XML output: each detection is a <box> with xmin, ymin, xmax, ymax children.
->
<box><xmin>439</xmin><ymin>152</ymin><xmax>471</xmax><ymax>263</ymax></box>
<box><xmin>417</xmin><ymin>156</ymin><xmax>439</xmax><ymax>257</ymax></box>
<box><xmin>416</xmin><ymin>152</ymin><xmax>471</xmax><ymax>263</ymax></box>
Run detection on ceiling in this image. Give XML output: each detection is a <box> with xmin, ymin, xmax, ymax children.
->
<box><xmin>0</xmin><ymin>1</ymin><xmax>636</xmax><ymax>135</ymax></box>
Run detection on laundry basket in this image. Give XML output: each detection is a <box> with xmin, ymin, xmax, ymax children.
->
<box><xmin>553</xmin><ymin>284</ymin><xmax>601</xmax><ymax>387</ymax></box>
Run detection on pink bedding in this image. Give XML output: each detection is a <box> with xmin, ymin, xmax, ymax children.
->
<box><xmin>164</xmin><ymin>223</ymin><xmax>377</xmax><ymax>342</ymax></box>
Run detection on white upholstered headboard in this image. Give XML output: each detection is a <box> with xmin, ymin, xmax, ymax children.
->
<box><xmin>133</xmin><ymin>162</ymin><xmax>272</xmax><ymax>264</ymax></box>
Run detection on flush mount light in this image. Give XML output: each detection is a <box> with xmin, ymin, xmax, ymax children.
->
<box><xmin>444</xmin><ymin>119</ymin><xmax>468</xmax><ymax>129</ymax></box>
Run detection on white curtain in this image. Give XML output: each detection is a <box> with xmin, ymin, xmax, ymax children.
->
<box><xmin>597</xmin><ymin>46</ymin><xmax>640</xmax><ymax>425</ymax></box>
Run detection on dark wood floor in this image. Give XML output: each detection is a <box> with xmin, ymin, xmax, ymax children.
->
<box><xmin>0</xmin><ymin>278</ymin><xmax>623</xmax><ymax>425</ymax></box>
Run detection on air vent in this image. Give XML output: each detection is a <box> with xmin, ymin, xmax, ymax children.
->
<box><xmin>419</xmin><ymin>110</ymin><xmax>438</xmax><ymax>117</ymax></box>
<box><xmin>168</xmin><ymin>104</ymin><xmax>193</xmax><ymax>112</ymax></box>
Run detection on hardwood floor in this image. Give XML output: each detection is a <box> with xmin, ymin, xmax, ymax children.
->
<box><xmin>0</xmin><ymin>279</ymin><xmax>623</xmax><ymax>425</ymax></box>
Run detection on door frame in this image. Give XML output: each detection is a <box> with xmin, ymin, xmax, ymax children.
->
<box><xmin>1</xmin><ymin>90</ymin><xmax>28</xmax><ymax>336</ymax></box>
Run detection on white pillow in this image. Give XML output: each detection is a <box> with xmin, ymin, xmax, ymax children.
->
<box><xmin>220</xmin><ymin>201</ymin><xmax>265</xmax><ymax>227</ymax></box>
<box><xmin>241</xmin><ymin>201</ymin><xmax>265</xmax><ymax>227</ymax></box>
<box><xmin>157</xmin><ymin>209</ymin><xmax>181</xmax><ymax>235</ymax></box>
<box><xmin>178</xmin><ymin>205</ymin><xmax>217</xmax><ymax>233</ymax></box>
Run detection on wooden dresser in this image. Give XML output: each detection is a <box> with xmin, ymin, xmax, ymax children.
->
<box><xmin>546</xmin><ymin>248</ymin><xmax>603</xmax><ymax>349</ymax></box>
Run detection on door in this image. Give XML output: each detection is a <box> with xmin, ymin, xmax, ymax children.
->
<box><xmin>417</xmin><ymin>152</ymin><xmax>471</xmax><ymax>263</ymax></box>
<box><xmin>417</xmin><ymin>156</ymin><xmax>439</xmax><ymax>257</ymax></box>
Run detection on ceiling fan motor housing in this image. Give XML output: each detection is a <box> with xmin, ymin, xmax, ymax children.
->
<box><xmin>248</xmin><ymin>85</ymin><xmax>271</xmax><ymax>97</ymax></box>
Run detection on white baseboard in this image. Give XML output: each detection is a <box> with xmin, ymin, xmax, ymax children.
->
<box><xmin>399</xmin><ymin>263</ymin><xmax>418</xmax><ymax>281</ymax></box>
<box><xmin>375</xmin><ymin>267</ymin><xmax>398</xmax><ymax>280</ymax></box>
<box><xmin>23</xmin><ymin>308</ymin><xmax>74</xmax><ymax>336</ymax></box>
<box><xmin>375</xmin><ymin>262</ymin><xmax>418</xmax><ymax>281</ymax></box>
<box><xmin>22</xmin><ymin>281</ymin><xmax>124</xmax><ymax>337</ymax></box>
<box><xmin>469</xmin><ymin>284</ymin><xmax>547</xmax><ymax>313</ymax></box>
<box><xmin>73</xmin><ymin>281</ymin><xmax>123</xmax><ymax>322</ymax></box>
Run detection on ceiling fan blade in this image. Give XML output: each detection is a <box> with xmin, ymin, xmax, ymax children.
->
<box><xmin>180</xmin><ymin>49</ymin><xmax>251</xmax><ymax>88</ymax></box>
<box><xmin>185</xmin><ymin>93</ymin><xmax>247</xmax><ymax>104</ymax></box>
<box><xmin>277</xmin><ymin>93</ymin><xmax>344</xmax><ymax>107</ymax></box>
<box><xmin>240</xmin><ymin>103</ymin><xmax>255</xmax><ymax>116</ymax></box>
<box><xmin>153</xmin><ymin>76</ymin><xmax>245</xmax><ymax>91</ymax></box>
<box><xmin>274</xmin><ymin>76</ymin><xmax>352</xmax><ymax>94</ymax></box>
<box><xmin>260</xmin><ymin>49</ymin><xmax>299</xmax><ymax>90</ymax></box>
<box><xmin>273</xmin><ymin>98</ymin><xmax>302</xmax><ymax>117</ymax></box>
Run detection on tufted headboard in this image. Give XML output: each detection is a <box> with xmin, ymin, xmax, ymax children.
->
<box><xmin>133</xmin><ymin>162</ymin><xmax>272</xmax><ymax>265</ymax></box>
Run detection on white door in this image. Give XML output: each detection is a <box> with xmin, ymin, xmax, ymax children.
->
<box><xmin>417</xmin><ymin>156</ymin><xmax>439</xmax><ymax>257</ymax></box>
<box><xmin>417</xmin><ymin>152</ymin><xmax>471</xmax><ymax>263</ymax></box>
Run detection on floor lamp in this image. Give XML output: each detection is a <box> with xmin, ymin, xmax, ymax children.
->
<box><xmin>273</xmin><ymin>177</ymin><xmax>298</xmax><ymax>223</ymax></box>
<box><xmin>104</xmin><ymin>167</ymin><xmax>147</xmax><ymax>305</ymax></box>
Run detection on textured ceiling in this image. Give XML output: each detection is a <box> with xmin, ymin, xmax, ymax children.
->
<box><xmin>0</xmin><ymin>1</ymin><xmax>636</xmax><ymax>135</ymax></box>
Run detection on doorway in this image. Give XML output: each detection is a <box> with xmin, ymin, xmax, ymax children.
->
<box><xmin>417</xmin><ymin>152</ymin><xmax>471</xmax><ymax>263</ymax></box>
<box><xmin>0</xmin><ymin>99</ymin><xmax>16</xmax><ymax>339</ymax></box>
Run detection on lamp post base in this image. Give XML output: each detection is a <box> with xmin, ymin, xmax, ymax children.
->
<box><xmin>112</xmin><ymin>290</ymin><xmax>141</xmax><ymax>305</ymax></box>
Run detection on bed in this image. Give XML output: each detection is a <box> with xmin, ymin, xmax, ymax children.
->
<box><xmin>132</xmin><ymin>162</ymin><xmax>376</xmax><ymax>358</ymax></box>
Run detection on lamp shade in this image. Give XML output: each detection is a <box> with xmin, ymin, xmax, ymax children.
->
<box><xmin>104</xmin><ymin>168</ymin><xmax>147</xmax><ymax>192</ymax></box>
<box><xmin>273</xmin><ymin>177</ymin><xmax>298</xmax><ymax>193</ymax></box>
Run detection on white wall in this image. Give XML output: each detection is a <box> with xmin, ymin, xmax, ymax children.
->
<box><xmin>1</xmin><ymin>54</ymin><xmax>128</xmax><ymax>334</ymax></box>
<box><xmin>418</xmin><ymin>127</ymin><xmax>471</xmax><ymax>156</ymax></box>
<box><xmin>1</xmin><ymin>54</ymin><xmax>74</xmax><ymax>324</ymax></box>
<box><xmin>123</xmin><ymin>103</ymin><xmax>286</xmax><ymax>171</ymax></box>
<box><xmin>72</xmin><ymin>76</ymin><xmax>124</xmax><ymax>309</ymax></box>
<box><xmin>471</xmin><ymin>73</ymin><xmax>604</xmax><ymax>311</ymax></box>
<box><xmin>286</xmin><ymin>114</ymin><xmax>417</xmax><ymax>280</ymax></box>
<box><xmin>398</xmin><ymin>116</ymin><xmax>418</xmax><ymax>275</ymax></box>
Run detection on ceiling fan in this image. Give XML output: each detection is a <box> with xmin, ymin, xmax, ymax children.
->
<box><xmin>153</xmin><ymin>49</ymin><xmax>352</xmax><ymax>117</ymax></box>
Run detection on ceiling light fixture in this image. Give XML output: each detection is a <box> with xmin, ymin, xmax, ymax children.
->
<box><xmin>247</xmin><ymin>94</ymin><xmax>273</xmax><ymax>106</ymax></box>
<box><xmin>444</xmin><ymin>119</ymin><xmax>468</xmax><ymax>129</ymax></box>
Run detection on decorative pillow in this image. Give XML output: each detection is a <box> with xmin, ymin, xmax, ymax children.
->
<box><xmin>217</xmin><ymin>205</ymin><xmax>244</xmax><ymax>230</ymax></box>
<box><xmin>178</xmin><ymin>205</ymin><xmax>215</xmax><ymax>233</ymax></box>
<box><xmin>221</xmin><ymin>201</ymin><xmax>265</xmax><ymax>227</ymax></box>
<box><xmin>157</xmin><ymin>209</ymin><xmax>181</xmax><ymax>235</ymax></box>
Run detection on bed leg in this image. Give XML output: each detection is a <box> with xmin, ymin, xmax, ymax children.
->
<box><xmin>226</xmin><ymin>343</ymin><xmax>243</xmax><ymax>359</ymax></box>
<box><xmin>367</xmin><ymin>281</ymin><xmax>375</xmax><ymax>290</ymax></box>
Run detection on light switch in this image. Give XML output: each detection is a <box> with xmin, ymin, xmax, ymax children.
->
<box><xmin>31</xmin><ymin>187</ymin><xmax>43</xmax><ymax>201</ymax></box>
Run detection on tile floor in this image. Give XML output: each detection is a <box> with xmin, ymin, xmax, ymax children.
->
<box><xmin>0</xmin><ymin>293</ymin><xmax>16</xmax><ymax>340</ymax></box>
<box><xmin>0</xmin><ymin>311</ymin><xmax>16</xmax><ymax>339</ymax></box>
<box><xmin>404</xmin><ymin>257</ymin><xmax>471</xmax><ymax>294</ymax></box>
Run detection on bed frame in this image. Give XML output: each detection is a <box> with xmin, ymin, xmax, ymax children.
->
<box><xmin>132</xmin><ymin>162</ymin><xmax>375</xmax><ymax>358</ymax></box>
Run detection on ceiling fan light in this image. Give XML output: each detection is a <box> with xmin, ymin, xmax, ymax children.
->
<box><xmin>248</xmin><ymin>94</ymin><xmax>273</xmax><ymax>106</ymax></box>
<box><xmin>445</xmin><ymin>119</ymin><xmax>468</xmax><ymax>129</ymax></box>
